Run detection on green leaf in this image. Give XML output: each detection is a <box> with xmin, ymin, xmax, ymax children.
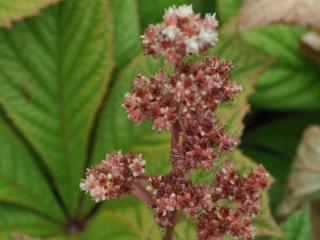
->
<box><xmin>110</xmin><ymin>0</ymin><xmax>141</xmax><ymax>68</ymax></box>
<box><xmin>0</xmin><ymin>0</ymin><xmax>113</xmax><ymax>215</ymax></box>
<box><xmin>214</xmin><ymin>18</ymin><xmax>268</xmax><ymax>140</ymax></box>
<box><xmin>271</xmin><ymin>209</ymin><xmax>312</xmax><ymax>240</ymax></box>
<box><xmin>0</xmin><ymin>0</ymin><xmax>60</xmax><ymax>27</ymax></box>
<box><xmin>242</xmin><ymin>25</ymin><xmax>320</xmax><ymax>110</ymax></box>
<box><xmin>0</xmin><ymin>119</ymin><xmax>64</xmax><ymax>221</ymax></box>
<box><xmin>0</xmin><ymin>203</ymin><xmax>59</xmax><ymax>239</ymax></box>
<box><xmin>78</xmin><ymin>204</ymin><xmax>162</xmax><ymax>240</ymax></box>
<box><xmin>79</xmin><ymin>202</ymin><xmax>198</xmax><ymax>240</ymax></box>
<box><xmin>242</xmin><ymin>25</ymin><xmax>305</xmax><ymax>65</ymax></box>
<box><xmin>217</xmin><ymin>0</ymin><xmax>243</xmax><ymax>24</ymax></box>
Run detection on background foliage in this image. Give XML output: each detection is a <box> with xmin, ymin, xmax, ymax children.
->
<box><xmin>0</xmin><ymin>0</ymin><xmax>318</xmax><ymax>239</ymax></box>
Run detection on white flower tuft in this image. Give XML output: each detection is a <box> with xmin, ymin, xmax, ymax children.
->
<box><xmin>162</xmin><ymin>25</ymin><xmax>180</xmax><ymax>41</ymax></box>
<box><xmin>185</xmin><ymin>37</ymin><xmax>199</xmax><ymax>54</ymax></box>
<box><xmin>166</xmin><ymin>5</ymin><xmax>193</xmax><ymax>18</ymax></box>
<box><xmin>199</xmin><ymin>28</ymin><xmax>218</xmax><ymax>45</ymax></box>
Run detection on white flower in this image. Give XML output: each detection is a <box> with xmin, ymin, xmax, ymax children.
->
<box><xmin>166</xmin><ymin>5</ymin><xmax>193</xmax><ymax>18</ymax></box>
<box><xmin>162</xmin><ymin>25</ymin><xmax>180</xmax><ymax>41</ymax></box>
<box><xmin>199</xmin><ymin>28</ymin><xmax>218</xmax><ymax>45</ymax></box>
<box><xmin>205</xmin><ymin>13</ymin><xmax>219</xmax><ymax>27</ymax></box>
<box><xmin>176</xmin><ymin>5</ymin><xmax>193</xmax><ymax>17</ymax></box>
<box><xmin>185</xmin><ymin>37</ymin><xmax>199</xmax><ymax>54</ymax></box>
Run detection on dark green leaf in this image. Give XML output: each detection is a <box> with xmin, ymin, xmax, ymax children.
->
<box><xmin>0</xmin><ymin>119</ymin><xmax>64</xmax><ymax>220</ymax></box>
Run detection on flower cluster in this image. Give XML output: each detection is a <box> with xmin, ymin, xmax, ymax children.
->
<box><xmin>123</xmin><ymin>57</ymin><xmax>241</xmax><ymax>132</ymax></box>
<box><xmin>80</xmin><ymin>152</ymin><xmax>145</xmax><ymax>202</ymax></box>
<box><xmin>147</xmin><ymin>174</ymin><xmax>213</xmax><ymax>227</ymax></box>
<box><xmin>147</xmin><ymin>164</ymin><xmax>268</xmax><ymax>239</ymax></box>
<box><xmin>81</xmin><ymin>5</ymin><xmax>269</xmax><ymax>240</ymax></box>
<box><xmin>142</xmin><ymin>5</ymin><xmax>218</xmax><ymax>64</ymax></box>
<box><xmin>176</xmin><ymin>111</ymin><xmax>235</xmax><ymax>173</ymax></box>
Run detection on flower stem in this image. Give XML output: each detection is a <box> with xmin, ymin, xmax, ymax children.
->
<box><xmin>162</xmin><ymin>123</ymin><xmax>181</xmax><ymax>240</ymax></box>
<box><xmin>171</xmin><ymin>121</ymin><xmax>181</xmax><ymax>167</ymax></box>
<box><xmin>131</xmin><ymin>179</ymin><xmax>152</xmax><ymax>205</ymax></box>
<box><xmin>163</xmin><ymin>211</ymin><xmax>177</xmax><ymax>240</ymax></box>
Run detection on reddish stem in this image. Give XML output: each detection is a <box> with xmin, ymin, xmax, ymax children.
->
<box><xmin>171</xmin><ymin>121</ymin><xmax>181</xmax><ymax>166</ymax></box>
<box><xmin>163</xmin><ymin>211</ymin><xmax>177</xmax><ymax>240</ymax></box>
<box><xmin>131</xmin><ymin>179</ymin><xmax>152</xmax><ymax>205</ymax></box>
<box><xmin>163</xmin><ymin>123</ymin><xmax>180</xmax><ymax>240</ymax></box>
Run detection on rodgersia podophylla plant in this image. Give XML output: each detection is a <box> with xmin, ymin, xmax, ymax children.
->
<box><xmin>80</xmin><ymin>5</ymin><xmax>269</xmax><ymax>240</ymax></box>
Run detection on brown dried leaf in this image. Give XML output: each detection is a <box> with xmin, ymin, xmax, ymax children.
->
<box><xmin>302</xmin><ymin>31</ymin><xmax>320</xmax><ymax>52</ymax></box>
<box><xmin>279</xmin><ymin>125</ymin><xmax>320</xmax><ymax>216</ymax></box>
<box><xmin>300</xmin><ymin>31</ymin><xmax>320</xmax><ymax>63</ymax></box>
<box><xmin>238</xmin><ymin>0</ymin><xmax>320</xmax><ymax>31</ymax></box>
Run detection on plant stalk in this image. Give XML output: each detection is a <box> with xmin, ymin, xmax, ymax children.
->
<box><xmin>131</xmin><ymin>179</ymin><xmax>152</xmax><ymax>205</ymax></box>
<box><xmin>163</xmin><ymin>212</ymin><xmax>177</xmax><ymax>240</ymax></box>
<box><xmin>162</xmin><ymin>122</ymin><xmax>180</xmax><ymax>240</ymax></box>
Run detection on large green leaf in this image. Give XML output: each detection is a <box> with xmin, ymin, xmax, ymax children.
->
<box><xmin>0</xmin><ymin>0</ymin><xmax>60</xmax><ymax>27</ymax></box>
<box><xmin>242</xmin><ymin>25</ymin><xmax>320</xmax><ymax>110</ymax></box>
<box><xmin>110</xmin><ymin>0</ymin><xmax>141</xmax><ymax>68</ymax></box>
<box><xmin>0</xmin><ymin>203</ymin><xmax>59</xmax><ymax>240</ymax></box>
<box><xmin>78</xmin><ymin>204</ymin><xmax>162</xmax><ymax>240</ymax></box>
<box><xmin>0</xmin><ymin>119</ymin><xmax>64</xmax><ymax>221</ymax></box>
<box><xmin>0</xmin><ymin>0</ymin><xmax>113</xmax><ymax>215</ymax></box>
<box><xmin>271</xmin><ymin>209</ymin><xmax>311</xmax><ymax>240</ymax></box>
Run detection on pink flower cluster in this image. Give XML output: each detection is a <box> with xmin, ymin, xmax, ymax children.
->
<box><xmin>123</xmin><ymin>57</ymin><xmax>241</xmax><ymax>132</ymax></box>
<box><xmin>176</xmin><ymin>111</ymin><xmax>235</xmax><ymax>173</ymax></box>
<box><xmin>142</xmin><ymin>5</ymin><xmax>218</xmax><ymax>64</ymax></box>
<box><xmin>80</xmin><ymin>152</ymin><xmax>145</xmax><ymax>202</ymax></box>
<box><xmin>147</xmin><ymin>164</ymin><xmax>268</xmax><ymax>239</ymax></box>
<box><xmin>81</xmin><ymin>5</ymin><xmax>269</xmax><ymax>240</ymax></box>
